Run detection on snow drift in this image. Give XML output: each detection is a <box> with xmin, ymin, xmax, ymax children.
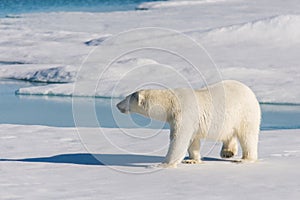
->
<box><xmin>203</xmin><ymin>15</ymin><xmax>300</xmax><ymax>44</ymax></box>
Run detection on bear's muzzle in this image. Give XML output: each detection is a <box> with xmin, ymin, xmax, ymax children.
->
<box><xmin>116</xmin><ymin>100</ymin><xmax>129</xmax><ymax>114</ymax></box>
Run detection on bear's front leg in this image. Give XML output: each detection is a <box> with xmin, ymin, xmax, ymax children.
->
<box><xmin>159</xmin><ymin>126</ymin><xmax>195</xmax><ymax>168</ymax></box>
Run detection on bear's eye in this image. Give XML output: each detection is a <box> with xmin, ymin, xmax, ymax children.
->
<box><xmin>131</xmin><ymin>92</ymin><xmax>139</xmax><ymax>102</ymax></box>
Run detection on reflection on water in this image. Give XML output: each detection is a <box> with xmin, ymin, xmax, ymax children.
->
<box><xmin>0</xmin><ymin>79</ymin><xmax>299</xmax><ymax>130</ymax></box>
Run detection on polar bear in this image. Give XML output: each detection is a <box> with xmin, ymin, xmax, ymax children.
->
<box><xmin>116</xmin><ymin>80</ymin><xmax>261</xmax><ymax>168</ymax></box>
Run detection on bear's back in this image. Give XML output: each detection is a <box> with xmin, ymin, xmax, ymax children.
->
<box><xmin>194</xmin><ymin>80</ymin><xmax>261</xmax><ymax>139</ymax></box>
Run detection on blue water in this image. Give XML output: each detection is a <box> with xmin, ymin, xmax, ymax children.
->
<box><xmin>0</xmin><ymin>0</ymin><xmax>161</xmax><ymax>17</ymax></box>
<box><xmin>0</xmin><ymin>79</ymin><xmax>167</xmax><ymax>128</ymax></box>
<box><xmin>0</xmin><ymin>79</ymin><xmax>300</xmax><ymax>130</ymax></box>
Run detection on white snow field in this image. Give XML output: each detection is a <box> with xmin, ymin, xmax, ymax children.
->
<box><xmin>0</xmin><ymin>124</ymin><xmax>299</xmax><ymax>199</ymax></box>
<box><xmin>0</xmin><ymin>0</ymin><xmax>299</xmax><ymax>103</ymax></box>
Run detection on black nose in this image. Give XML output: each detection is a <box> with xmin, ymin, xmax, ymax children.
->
<box><xmin>116</xmin><ymin>102</ymin><xmax>122</xmax><ymax>110</ymax></box>
<box><xmin>116</xmin><ymin>102</ymin><xmax>121</xmax><ymax>110</ymax></box>
<box><xmin>116</xmin><ymin>102</ymin><xmax>126</xmax><ymax>113</ymax></box>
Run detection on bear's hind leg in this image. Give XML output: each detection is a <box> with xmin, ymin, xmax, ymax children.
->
<box><xmin>182</xmin><ymin>136</ymin><xmax>202</xmax><ymax>164</ymax></box>
<box><xmin>220</xmin><ymin>136</ymin><xmax>238</xmax><ymax>159</ymax></box>
<box><xmin>237</xmin><ymin>132</ymin><xmax>258</xmax><ymax>162</ymax></box>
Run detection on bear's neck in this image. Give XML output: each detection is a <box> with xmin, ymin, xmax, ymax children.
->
<box><xmin>143</xmin><ymin>90</ymin><xmax>179</xmax><ymax>123</ymax></box>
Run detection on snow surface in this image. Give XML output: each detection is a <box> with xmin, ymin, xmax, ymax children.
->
<box><xmin>0</xmin><ymin>0</ymin><xmax>300</xmax><ymax>103</ymax></box>
<box><xmin>137</xmin><ymin>0</ymin><xmax>228</xmax><ymax>10</ymax></box>
<box><xmin>0</xmin><ymin>124</ymin><xmax>299</xmax><ymax>199</ymax></box>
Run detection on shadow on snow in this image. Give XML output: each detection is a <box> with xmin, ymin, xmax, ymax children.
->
<box><xmin>0</xmin><ymin>153</ymin><xmax>164</xmax><ymax>167</ymax></box>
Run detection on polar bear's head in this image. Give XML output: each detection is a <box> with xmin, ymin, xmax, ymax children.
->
<box><xmin>116</xmin><ymin>91</ymin><xmax>146</xmax><ymax>115</ymax></box>
<box><xmin>116</xmin><ymin>90</ymin><xmax>169</xmax><ymax>121</ymax></box>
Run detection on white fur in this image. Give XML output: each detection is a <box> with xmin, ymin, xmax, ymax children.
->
<box><xmin>117</xmin><ymin>80</ymin><xmax>261</xmax><ymax>168</ymax></box>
